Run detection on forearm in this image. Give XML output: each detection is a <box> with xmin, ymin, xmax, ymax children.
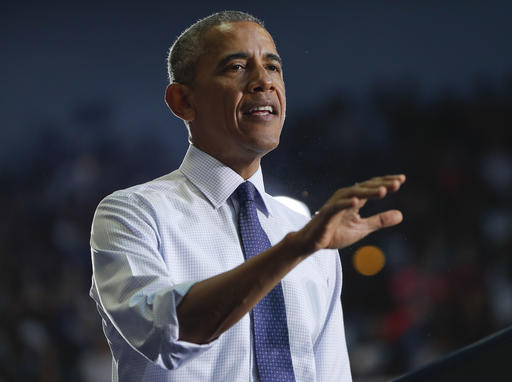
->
<box><xmin>177</xmin><ymin>231</ymin><xmax>310</xmax><ymax>344</ymax></box>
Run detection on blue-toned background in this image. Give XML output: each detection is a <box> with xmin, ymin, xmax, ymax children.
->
<box><xmin>2</xmin><ymin>1</ymin><xmax>512</xmax><ymax>380</ymax></box>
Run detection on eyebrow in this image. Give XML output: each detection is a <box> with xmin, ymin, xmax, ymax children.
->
<box><xmin>217</xmin><ymin>52</ymin><xmax>283</xmax><ymax>69</ymax></box>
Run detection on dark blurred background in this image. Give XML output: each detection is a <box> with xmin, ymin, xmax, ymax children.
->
<box><xmin>2</xmin><ymin>1</ymin><xmax>512</xmax><ymax>381</ymax></box>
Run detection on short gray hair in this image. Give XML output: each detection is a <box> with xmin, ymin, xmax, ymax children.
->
<box><xmin>167</xmin><ymin>11</ymin><xmax>264</xmax><ymax>86</ymax></box>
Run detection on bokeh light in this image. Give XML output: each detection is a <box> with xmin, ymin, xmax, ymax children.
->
<box><xmin>353</xmin><ymin>245</ymin><xmax>386</xmax><ymax>276</ymax></box>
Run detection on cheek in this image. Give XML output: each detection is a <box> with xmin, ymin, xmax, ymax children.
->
<box><xmin>230</xmin><ymin>94</ymin><xmax>244</xmax><ymax>117</ymax></box>
<box><xmin>278</xmin><ymin>86</ymin><xmax>286</xmax><ymax>116</ymax></box>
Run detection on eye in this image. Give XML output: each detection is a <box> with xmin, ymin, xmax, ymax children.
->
<box><xmin>267</xmin><ymin>64</ymin><xmax>281</xmax><ymax>73</ymax></box>
<box><xmin>227</xmin><ymin>63</ymin><xmax>245</xmax><ymax>71</ymax></box>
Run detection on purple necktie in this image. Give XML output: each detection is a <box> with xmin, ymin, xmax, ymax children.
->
<box><xmin>235</xmin><ymin>181</ymin><xmax>296</xmax><ymax>382</ymax></box>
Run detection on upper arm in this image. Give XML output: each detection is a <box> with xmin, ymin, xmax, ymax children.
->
<box><xmin>90</xmin><ymin>191</ymin><xmax>211</xmax><ymax>369</ymax></box>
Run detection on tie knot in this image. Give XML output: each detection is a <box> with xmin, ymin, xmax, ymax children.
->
<box><xmin>235</xmin><ymin>181</ymin><xmax>257</xmax><ymax>203</ymax></box>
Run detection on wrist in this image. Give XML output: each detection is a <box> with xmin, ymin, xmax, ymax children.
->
<box><xmin>281</xmin><ymin>231</ymin><xmax>315</xmax><ymax>261</ymax></box>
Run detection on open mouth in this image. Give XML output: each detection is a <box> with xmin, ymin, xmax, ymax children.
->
<box><xmin>243</xmin><ymin>105</ymin><xmax>277</xmax><ymax>116</ymax></box>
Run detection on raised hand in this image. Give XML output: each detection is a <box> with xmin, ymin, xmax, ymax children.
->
<box><xmin>296</xmin><ymin>175</ymin><xmax>406</xmax><ymax>254</ymax></box>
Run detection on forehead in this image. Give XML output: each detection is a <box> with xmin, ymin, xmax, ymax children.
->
<box><xmin>200</xmin><ymin>21</ymin><xmax>278</xmax><ymax>58</ymax></box>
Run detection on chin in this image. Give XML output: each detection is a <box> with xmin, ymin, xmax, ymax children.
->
<box><xmin>246</xmin><ymin>135</ymin><xmax>280</xmax><ymax>156</ymax></box>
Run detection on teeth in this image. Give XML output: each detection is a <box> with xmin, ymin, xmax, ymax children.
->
<box><xmin>249</xmin><ymin>105</ymin><xmax>273</xmax><ymax>113</ymax></box>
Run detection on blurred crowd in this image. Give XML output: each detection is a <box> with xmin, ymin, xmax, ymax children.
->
<box><xmin>1</xmin><ymin>77</ymin><xmax>511</xmax><ymax>381</ymax></box>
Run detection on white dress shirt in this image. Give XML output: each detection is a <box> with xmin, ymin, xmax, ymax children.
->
<box><xmin>90</xmin><ymin>144</ymin><xmax>352</xmax><ymax>381</ymax></box>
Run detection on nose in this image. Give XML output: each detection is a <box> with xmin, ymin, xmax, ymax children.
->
<box><xmin>247</xmin><ymin>65</ymin><xmax>274</xmax><ymax>93</ymax></box>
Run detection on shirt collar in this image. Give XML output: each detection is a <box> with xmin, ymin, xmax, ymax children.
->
<box><xmin>179</xmin><ymin>144</ymin><xmax>271</xmax><ymax>216</ymax></box>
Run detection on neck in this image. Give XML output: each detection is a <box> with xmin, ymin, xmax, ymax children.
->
<box><xmin>228</xmin><ymin>159</ymin><xmax>261</xmax><ymax>180</ymax></box>
<box><xmin>192</xmin><ymin>142</ymin><xmax>262</xmax><ymax>180</ymax></box>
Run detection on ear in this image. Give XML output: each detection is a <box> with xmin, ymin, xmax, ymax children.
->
<box><xmin>165</xmin><ymin>83</ymin><xmax>195</xmax><ymax>122</ymax></box>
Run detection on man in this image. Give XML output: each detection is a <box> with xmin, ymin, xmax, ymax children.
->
<box><xmin>90</xmin><ymin>10</ymin><xmax>405</xmax><ymax>382</ymax></box>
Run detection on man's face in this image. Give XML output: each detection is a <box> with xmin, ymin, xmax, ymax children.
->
<box><xmin>188</xmin><ymin>21</ymin><xmax>286</xmax><ymax>164</ymax></box>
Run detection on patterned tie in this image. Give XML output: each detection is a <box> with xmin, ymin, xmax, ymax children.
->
<box><xmin>235</xmin><ymin>181</ymin><xmax>296</xmax><ymax>382</ymax></box>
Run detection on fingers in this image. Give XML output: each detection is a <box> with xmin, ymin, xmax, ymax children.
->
<box><xmin>365</xmin><ymin>209</ymin><xmax>403</xmax><ymax>231</ymax></box>
<box><xmin>319</xmin><ymin>174</ymin><xmax>406</xmax><ymax>223</ymax></box>
<box><xmin>343</xmin><ymin>174</ymin><xmax>406</xmax><ymax>199</ymax></box>
<box><xmin>319</xmin><ymin>197</ymin><xmax>359</xmax><ymax>221</ymax></box>
<box><xmin>350</xmin><ymin>186</ymin><xmax>388</xmax><ymax>199</ymax></box>
<box><xmin>381</xmin><ymin>174</ymin><xmax>406</xmax><ymax>182</ymax></box>
<box><xmin>357</xmin><ymin>174</ymin><xmax>405</xmax><ymax>191</ymax></box>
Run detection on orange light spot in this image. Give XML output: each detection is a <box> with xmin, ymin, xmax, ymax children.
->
<box><xmin>353</xmin><ymin>245</ymin><xmax>386</xmax><ymax>276</ymax></box>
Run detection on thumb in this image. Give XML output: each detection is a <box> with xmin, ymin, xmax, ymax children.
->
<box><xmin>366</xmin><ymin>210</ymin><xmax>403</xmax><ymax>232</ymax></box>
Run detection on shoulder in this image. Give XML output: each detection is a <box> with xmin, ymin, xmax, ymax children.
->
<box><xmin>94</xmin><ymin>169</ymin><xmax>195</xmax><ymax>221</ymax></box>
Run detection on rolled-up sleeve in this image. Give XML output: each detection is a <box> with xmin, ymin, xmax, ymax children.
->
<box><xmin>90</xmin><ymin>191</ymin><xmax>214</xmax><ymax>370</ymax></box>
